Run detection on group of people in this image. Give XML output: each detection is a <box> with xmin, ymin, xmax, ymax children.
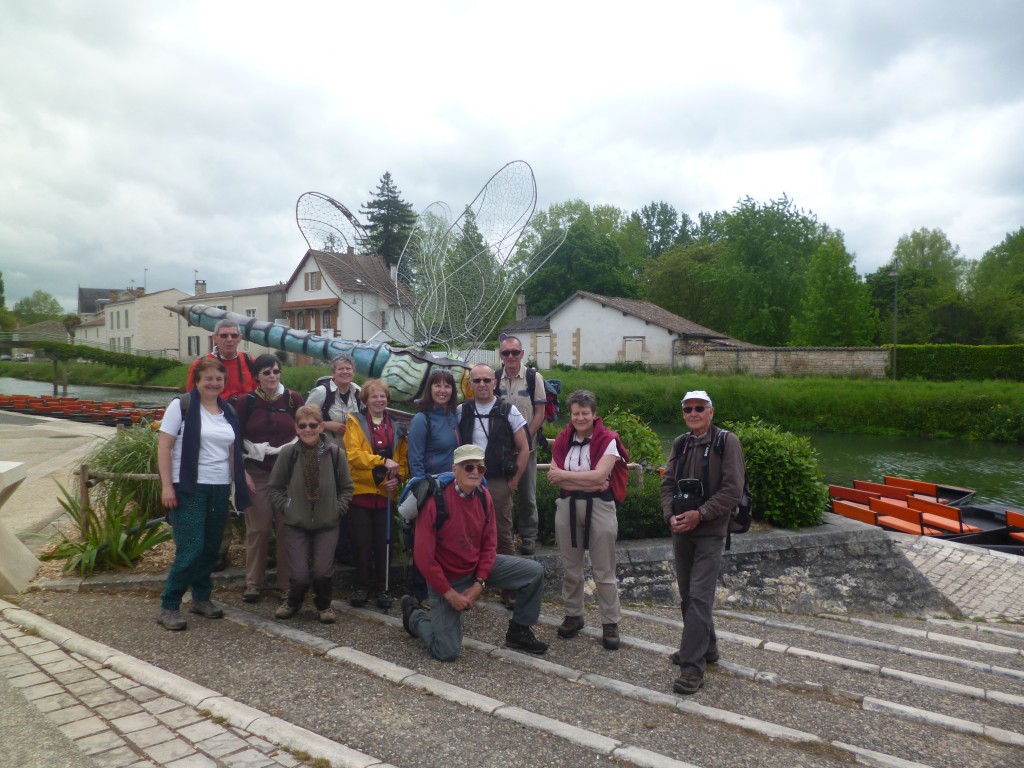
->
<box><xmin>157</xmin><ymin>323</ymin><xmax>744</xmax><ymax>697</ymax></box>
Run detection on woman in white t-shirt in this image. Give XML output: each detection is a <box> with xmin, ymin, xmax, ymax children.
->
<box><xmin>156</xmin><ymin>357</ymin><xmax>250</xmax><ymax>631</ymax></box>
<box><xmin>547</xmin><ymin>389</ymin><xmax>627</xmax><ymax>651</ymax></box>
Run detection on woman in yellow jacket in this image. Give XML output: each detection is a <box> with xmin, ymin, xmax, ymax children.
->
<box><xmin>343</xmin><ymin>378</ymin><xmax>409</xmax><ymax>608</ymax></box>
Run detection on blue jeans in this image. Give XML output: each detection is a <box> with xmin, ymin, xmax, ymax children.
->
<box><xmin>161</xmin><ymin>484</ymin><xmax>230</xmax><ymax>610</ymax></box>
<box><xmin>409</xmin><ymin>554</ymin><xmax>544</xmax><ymax>662</ymax></box>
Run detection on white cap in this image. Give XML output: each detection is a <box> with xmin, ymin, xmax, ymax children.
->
<box><xmin>681</xmin><ymin>390</ymin><xmax>712</xmax><ymax>406</ymax></box>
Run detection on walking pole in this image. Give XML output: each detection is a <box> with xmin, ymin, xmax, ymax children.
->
<box><xmin>380</xmin><ymin>490</ymin><xmax>394</xmax><ymax>612</ymax></box>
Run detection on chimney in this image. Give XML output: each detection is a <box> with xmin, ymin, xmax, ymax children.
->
<box><xmin>515</xmin><ymin>294</ymin><xmax>527</xmax><ymax>322</ymax></box>
<box><xmin>347</xmin><ymin>246</ymin><xmax>355</xmax><ymax>256</ymax></box>
<box><xmin>195</xmin><ymin>279</ymin><xmax>207</xmax><ymax>296</ymax></box>
<box><xmin>390</xmin><ymin>264</ymin><xmax>398</xmax><ymax>284</ymax></box>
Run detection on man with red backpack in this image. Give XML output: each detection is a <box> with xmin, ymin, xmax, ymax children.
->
<box><xmin>660</xmin><ymin>390</ymin><xmax>745</xmax><ymax>695</ymax></box>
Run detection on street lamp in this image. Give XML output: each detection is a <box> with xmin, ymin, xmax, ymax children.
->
<box><xmin>890</xmin><ymin>268</ymin><xmax>899</xmax><ymax>380</ymax></box>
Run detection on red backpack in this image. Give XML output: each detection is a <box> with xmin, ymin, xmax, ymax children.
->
<box><xmin>608</xmin><ymin>433</ymin><xmax>630</xmax><ymax>503</ymax></box>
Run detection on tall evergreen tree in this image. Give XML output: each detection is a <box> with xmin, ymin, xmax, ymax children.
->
<box><xmin>360</xmin><ymin>172</ymin><xmax>417</xmax><ymax>269</ymax></box>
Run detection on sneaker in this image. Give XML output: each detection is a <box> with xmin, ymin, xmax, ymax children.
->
<box><xmin>376</xmin><ymin>593</ymin><xmax>393</xmax><ymax>611</ymax></box>
<box><xmin>519</xmin><ymin>540</ymin><xmax>535</xmax><ymax>556</ymax></box>
<box><xmin>400</xmin><ymin>595</ymin><xmax>419</xmax><ymax>638</ymax></box>
<box><xmin>189</xmin><ymin>600</ymin><xmax>224</xmax><ymax>619</ymax></box>
<box><xmin>350</xmin><ymin>589</ymin><xmax>369</xmax><ymax>608</ymax></box>
<box><xmin>673</xmin><ymin>672</ymin><xmax>704</xmax><ymax>695</ymax></box>
<box><xmin>275</xmin><ymin>602</ymin><xmax>299</xmax><ymax>620</ymax></box>
<box><xmin>505</xmin><ymin>622</ymin><xmax>548</xmax><ymax>655</ymax></box>
<box><xmin>241</xmin><ymin>588</ymin><xmax>261</xmax><ymax>604</ymax></box>
<box><xmin>557</xmin><ymin>615</ymin><xmax>585</xmax><ymax>639</ymax></box>
<box><xmin>318</xmin><ymin>608</ymin><xmax>336</xmax><ymax>624</ymax></box>
<box><xmin>500</xmin><ymin>589</ymin><xmax>517</xmax><ymax>610</ymax></box>
<box><xmin>602</xmin><ymin>623</ymin><xmax>620</xmax><ymax>651</ymax></box>
<box><xmin>157</xmin><ymin>609</ymin><xmax>187</xmax><ymax>631</ymax></box>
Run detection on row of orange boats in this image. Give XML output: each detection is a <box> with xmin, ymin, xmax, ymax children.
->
<box><xmin>0</xmin><ymin>393</ymin><xmax>164</xmax><ymax>427</ymax></box>
<box><xmin>829</xmin><ymin>475</ymin><xmax>1024</xmax><ymax>556</ymax></box>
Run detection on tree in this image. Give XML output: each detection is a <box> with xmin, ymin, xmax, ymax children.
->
<box><xmin>636</xmin><ymin>201</ymin><xmax>678</xmax><ymax>258</ymax></box>
<box><xmin>12</xmin><ymin>290</ymin><xmax>64</xmax><ymax>324</ymax></box>
<box><xmin>61</xmin><ymin>313</ymin><xmax>83</xmax><ymax>342</ymax></box>
<box><xmin>966</xmin><ymin>227</ymin><xmax>1024</xmax><ymax>342</ymax></box>
<box><xmin>790</xmin><ymin>236</ymin><xmax>879</xmax><ymax>345</ymax></box>
<box><xmin>642</xmin><ymin>242</ymin><xmax>728</xmax><ymax>331</ymax></box>
<box><xmin>716</xmin><ymin>196</ymin><xmax>832</xmax><ymax>345</ymax></box>
<box><xmin>360</xmin><ymin>172</ymin><xmax>417</xmax><ymax>269</ymax></box>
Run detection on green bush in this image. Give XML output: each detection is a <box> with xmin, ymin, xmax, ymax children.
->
<box><xmin>725</xmin><ymin>418</ymin><xmax>828</xmax><ymax>529</ymax></box>
<box><xmin>85</xmin><ymin>423</ymin><xmax>163</xmax><ymax>519</ymax></box>
<box><xmin>41</xmin><ymin>482</ymin><xmax>171</xmax><ymax>576</ymax></box>
<box><xmin>897</xmin><ymin>344</ymin><xmax>1024</xmax><ymax>381</ymax></box>
<box><xmin>600</xmin><ymin>407</ymin><xmax>665</xmax><ymax>466</ymax></box>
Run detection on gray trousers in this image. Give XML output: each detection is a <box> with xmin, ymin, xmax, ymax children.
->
<box><xmin>488</xmin><ymin>478</ymin><xmax>516</xmax><ymax>556</ymax></box>
<box><xmin>672</xmin><ymin>534</ymin><xmax>725</xmax><ymax>677</ymax></box>
<box><xmin>279</xmin><ymin>523</ymin><xmax>338</xmax><ymax>611</ymax></box>
<box><xmin>555</xmin><ymin>495</ymin><xmax>620</xmax><ymax>624</ymax></box>
<box><xmin>515</xmin><ymin>450</ymin><xmax>539</xmax><ymax>545</ymax></box>
<box><xmin>408</xmin><ymin>554</ymin><xmax>544</xmax><ymax>662</ymax></box>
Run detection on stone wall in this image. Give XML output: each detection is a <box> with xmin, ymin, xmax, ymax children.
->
<box><xmin>704</xmin><ymin>347</ymin><xmax>889</xmax><ymax>378</ymax></box>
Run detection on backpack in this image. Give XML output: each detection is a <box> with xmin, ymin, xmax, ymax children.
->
<box><xmin>312</xmin><ymin>376</ymin><xmax>363</xmax><ymax>423</ymax></box>
<box><xmin>523</xmin><ymin>367</ymin><xmax>561</xmax><ymax>423</ymax></box>
<box><xmin>174</xmin><ymin>392</ymin><xmax>239</xmax><ymax>423</ymax></box>
<box><xmin>608</xmin><ymin>433</ymin><xmax>631</xmax><ymax>504</ymax></box>
<box><xmin>674</xmin><ymin>427</ymin><xmax>752</xmax><ymax>550</ymax></box>
<box><xmin>458</xmin><ymin>399</ymin><xmax>518</xmax><ymax>477</ymax></box>
<box><xmin>400</xmin><ymin>473</ymin><xmax>488</xmax><ymax>535</ymax></box>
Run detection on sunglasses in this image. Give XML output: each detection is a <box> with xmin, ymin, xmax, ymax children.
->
<box><xmin>260</xmin><ymin>369</ymin><xmax>282</xmax><ymax>376</ymax></box>
<box><xmin>217</xmin><ymin>333</ymin><xmax>240</xmax><ymax>339</ymax></box>
<box><xmin>459</xmin><ymin>462</ymin><xmax>486</xmax><ymax>473</ymax></box>
<box><xmin>500</xmin><ymin>349</ymin><xmax>522</xmax><ymax>357</ymax></box>
<box><xmin>296</xmin><ymin>422</ymin><xmax>321</xmax><ymax>430</ymax></box>
<box><xmin>471</xmin><ymin>377</ymin><xmax>493</xmax><ymax>384</ymax></box>
<box><xmin>682</xmin><ymin>405</ymin><xmax>707</xmax><ymax>414</ymax></box>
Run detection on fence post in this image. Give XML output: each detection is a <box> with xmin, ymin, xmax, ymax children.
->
<box><xmin>79</xmin><ymin>463</ymin><xmax>91</xmax><ymax>539</ymax></box>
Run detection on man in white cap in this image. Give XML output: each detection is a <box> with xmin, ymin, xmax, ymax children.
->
<box><xmin>400</xmin><ymin>443</ymin><xmax>548</xmax><ymax>662</ymax></box>
<box><xmin>660</xmin><ymin>390</ymin><xmax>745</xmax><ymax>694</ymax></box>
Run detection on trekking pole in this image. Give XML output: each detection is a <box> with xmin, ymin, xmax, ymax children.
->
<box><xmin>379</xmin><ymin>489</ymin><xmax>394</xmax><ymax>612</ymax></box>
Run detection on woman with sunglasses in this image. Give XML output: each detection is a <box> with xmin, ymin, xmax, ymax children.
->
<box><xmin>235</xmin><ymin>354</ymin><xmax>305</xmax><ymax>603</ymax></box>
<box><xmin>547</xmin><ymin>389</ymin><xmax>628</xmax><ymax>651</ymax></box>
<box><xmin>343</xmin><ymin>378</ymin><xmax>409</xmax><ymax>608</ymax></box>
<box><xmin>267</xmin><ymin>405</ymin><xmax>353</xmax><ymax>623</ymax></box>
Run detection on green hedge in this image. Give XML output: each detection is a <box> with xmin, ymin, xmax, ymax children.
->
<box><xmin>896</xmin><ymin>345</ymin><xmax>1024</xmax><ymax>381</ymax></box>
<box><xmin>29</xmin><ymin>342</ymin><xmax>181</xmax><ymax>376</ymax></box>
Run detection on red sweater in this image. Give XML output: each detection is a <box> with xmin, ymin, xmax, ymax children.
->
<box><xmin>414</xmin><ymin>483</ymin><xmax>496</xmax><ymax>595</ymax></box>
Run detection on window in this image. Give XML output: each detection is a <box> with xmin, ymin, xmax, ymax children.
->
<box><xmin>124</xmin><ymin>310</ymin><xmax>129</xmax><ymax>329</ymax></box>
<box><xmin>187</xmin><ymin>336</ymin><xmax>200</xmax><ymax>356</ymax></box>
<box><xmin>245</xmin><ymin>308</ymin><xmax>257</xmax><ymax>318</ymax></box>
<box><xmin>304</xmin><ymin>271</ymin><xmax>322</xmax><ymax>291</ymax></box>
<box><xmin>216</xmin><ymin>305</ymin><xmax>227</xmax><ymax>311</ymax></box>
<box><xmin>115</xmin><ymin>312</ymin><xmax>120</xmax><ymax>330</ymax></box>
<box><xmin>296</xmin><ymin>311</ymin><xmax>306</xmax><ymax>330</ymax></box>
<box><xmin>322</xmin><ymin>310</ymin><xmax>332</xmax><ymax>329</ymax></box>
<box><xmin>124</xmin><ymin>337</ymin><xmax>131</xmax><ymax>353</ymax></box>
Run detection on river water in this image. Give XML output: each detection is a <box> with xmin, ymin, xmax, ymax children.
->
<box><xmin>4</xmin><ymin>377</ymin><xmax>1022</xmax><ymax>507</ymax></box>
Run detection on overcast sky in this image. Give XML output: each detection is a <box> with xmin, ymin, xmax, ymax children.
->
<box><xmin>2</xmin><ymin>0</ymin><xmax>1022</xmax><ymax>312</ymax></box>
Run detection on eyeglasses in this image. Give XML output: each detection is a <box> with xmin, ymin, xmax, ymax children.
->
<box><xmin>500</xmin><ymin>349</ymin><xmax>522</xmax><ymax>357</ymax></box>
<box><xmin>260</xmin><ymin>369</ymin><xmax>281</xmax><ymax>376</ymax></box>
<box><xmin>458</xmin><ymin>462</ymin><xmax>486</xmax><ymax>473</ymax></box>
<box><xmin>682</xmin><ymin>405</ymin><xmax>707</xmax><ymax>414</ymax></box>
<box><xmin>217</xmin><ymin>333</ymin><xmax>240</xmax><ymax>339</ymax></box>
<box><xmin>471</xmin><ymin>377</ymin><xmax>493</xmax><ymax>384</ymax></box>
<box><xmin>296</xmin><ymin>422</ymin><xmax>321</xmax><ymax>430</ymax></box>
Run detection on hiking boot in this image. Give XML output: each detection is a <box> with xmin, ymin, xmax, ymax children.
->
<box><xmin>275</xmin><ymin>602</ymin><xmax>299</xmax><ymax>620</ymax></box>
<box><xmin>557</xmin><ymin>615</ymin><xmax>585</xmax><ymax>639</ymax></box>
<box><xmin>157</xmin><ymin>609</ymin><xmax>187</xmax><ymax>631</ymax></box>
<box><xmin>350</xmin><ymin>589</ymin><xmax>369</xmax><ymax>607</ymax></box>
<box><xmin>505</xmin><ymin>622</ymin><xmax>548</xmax><ymax>655</ymax></box>
<box><xmin>673</xmin><ymin>672</ymin><xmax>704</xmax><ymax>695</ymax></box>
<box><xmin>669</xmin><ymin>650</ymin><xmax>719</xmax><ymax>666</ymax></box>
<box><xmin>189</xmin><ymin>600</ymin><xmax>224</xmax><ymax>619</ymax></box>
<box><xmin>602</xmin><ymin>623</ymin><xmax>620</xmax><ymax>651</ymax></box>
<box><xmin>241</xmin><ymin>588</ymin><xmax>261</xmax><ymax>604</ymax></box>
<box><xmin>400</xmin><ymin>595</ymin><xmax>419</xmax><ymax>638</ymax></box>
<box><xmin>519</xmin><ymin>540</ymin><xmax>535</xmax><ymax>556</ymax></box>
<box><xmin>377</xmin><ymin>593</ymin><xmax>393</xmax><ymax>611</ymax></box>
<box><xmin>500</xmin><ymin>589</ymin><xmax>517</xmax><ymax>610</ymax></box>
<box><xmin>318</xmin><ymin>607</ymin><xmax>336</xmax><ymax>624</ymax></box>
<box><xmin>212</xmin><ymin>553</ymin><xmax>229</xmax><ymax>573</ymax></box>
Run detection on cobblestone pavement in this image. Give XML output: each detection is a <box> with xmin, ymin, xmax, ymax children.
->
<box><xmin>894</xmin><ymin>534</ymin><xmax>1024</xmax><ymax>620</ymax></box>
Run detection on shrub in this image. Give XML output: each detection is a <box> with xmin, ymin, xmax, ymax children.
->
<box><xmin>85</xmin><ymin>423</ymin><xmax>163</xmax><ymax>519</ymax></box>
<box><xmin>725</xmin><ymin>418</ymin><xmax>828</xmax><ymax>529</ymax></box>
<box><xmin>41</xmin><ymin>482</ymin><xmax>171</xmax><ymax>576</ymax></box>
<box><xmin>600</xmin><ymin>407</ymin><xmax>665</xmax><ymax>466</ymax></box>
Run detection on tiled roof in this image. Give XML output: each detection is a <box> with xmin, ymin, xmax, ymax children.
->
<box><xmin>560</xmin><ymin>291</ymin><xmax>730</xmax><ymax>339</ymax></box>
<box><xmin>181</xmin><ymin>284</ymin><xmax>285</xmax><ymax>301</ymax></box>
<box><xmin>310</xmin><ymin>250</ymin><xmax>411</xmax><ymax>304</ymax></box>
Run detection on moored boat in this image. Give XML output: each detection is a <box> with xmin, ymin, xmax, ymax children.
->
<box><xmin>0</xmin><ymin>394</ymin><xmax>163</xmax><ymax>427</ymax></box>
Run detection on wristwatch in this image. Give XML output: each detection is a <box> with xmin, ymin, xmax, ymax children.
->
<box><xmin>697</xmin><ymin>508</ymin><xmax>707</xmax><ymax>522</ymax></box>
<box><xmin>475</xmin><ymin>577</ymin><xmax>486</xmax><ymax>588</ymax></box>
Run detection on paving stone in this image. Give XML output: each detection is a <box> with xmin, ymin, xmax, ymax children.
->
<box><xmin>80</xmin><ymin>687</ymin><xmax>127</xmax><ymax>708</ymax></box>
<box><xmin>30</xmin><ymin>648</ymin><xmax>69</xmax><ymax>664</ymax></box>
<box><xmin>55</xmin><ymin>666</ymin><xmax>97</xmax><ymax>685</ymax></box>
<box><xmin>143</xmin><ymin>737</ymin><xmax>196</xmax><ymax>764</ymax></box>
<box><xmin>46</xmin><ymin>703</ymin><xmax>94</xmax><ymax>725</ymax></box>
<box><xmin>111</xmin><ymin>711</ymin><xmax>162</xmax><ymax>734</ymax></box>
<box><xmin>40</xmin><ymin>657</ymin><xmax>85</xmax><ymax>674</ymax></box>
<box><xmin>126</xmin><ymin>723</ymin><xmax>177</xmax><ymax>748</ymax></box>
<box><xmin>32</xmin><ymin>690</ymin><xmax>78</xmax><ymax>712</ymax></box>
<box><xmin>67</xmin><ymin>676</ymin><xmax>110</xmax><ymax>696</ymax></box>
<box><xmin>9</xmin><ymin>670</ymin><xmax>49</xmax><ymax>688</ymax></box>
<box><xmin>245</xmin><ymin>735</ymin><xmax>275</xmax><ymax>753</ymax></box>
<box><xmin>156</xmin><ymin>706</ymin><xmax>205</xmax><ymax>729</ymax></box>
<box><xmin>142</xmin><ymin>695</ymin><xmax>188</xmax><ymax>714</ymax></box>
<box><xmin>22</xmin><ymin>681</ymin><xmax>65</xmax><ymax>700</ymax></box>
<box><xmin>90</xmin><ymin>745</ymin><xmax>145</xmax><ymax>768</ymax></box>
<box><xmin>196</xmin><ymin>730</ymin><xmax>250</xmax><ymax>758</ymax></box>
<box><xmin>97</xmin><ymin>698</ymin><xmax>145</xmax><ymax>719</ymax></box>
<box><xmin>0</xmin><ymin>660</ymin><xmax>36</xmax><ymax>676</ymax></box>
<box><xmin>125</xmin><ymin>685</ymin><xmax>161</xmax><ymax>702</ymax></box>
<box><xmin>178</xmin><ymin>719</ymin><xmax>228</xmax><ymax>743</ymax></box>
<box><xmin>221</xmin><ymin>748</ymin><xmax>276</xmax><ymax>768</ymax></box>
<box><xmin>76</xmin><ymin>729</ymin><xmax>129</xmax><ymax>756</ymax></box>
<box><xmin>59</xmin><ymin>714</ymin><xmax>108</xmax><ymax>739</ymax></box>
<box><xmin>166</xmin><ymin>754</ymin><xmax>219</xmax><ymax>768</ymax></box>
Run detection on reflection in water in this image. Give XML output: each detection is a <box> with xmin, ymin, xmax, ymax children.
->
<box><xmin>0</xmin><ymin>377</ymin><xmax>171</xmax><ymax>408</ymax></box>
<box><xmin>651</xmin><ymin>422</ymin><xmax>1024</xmax><ymax>509</ymax></box>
